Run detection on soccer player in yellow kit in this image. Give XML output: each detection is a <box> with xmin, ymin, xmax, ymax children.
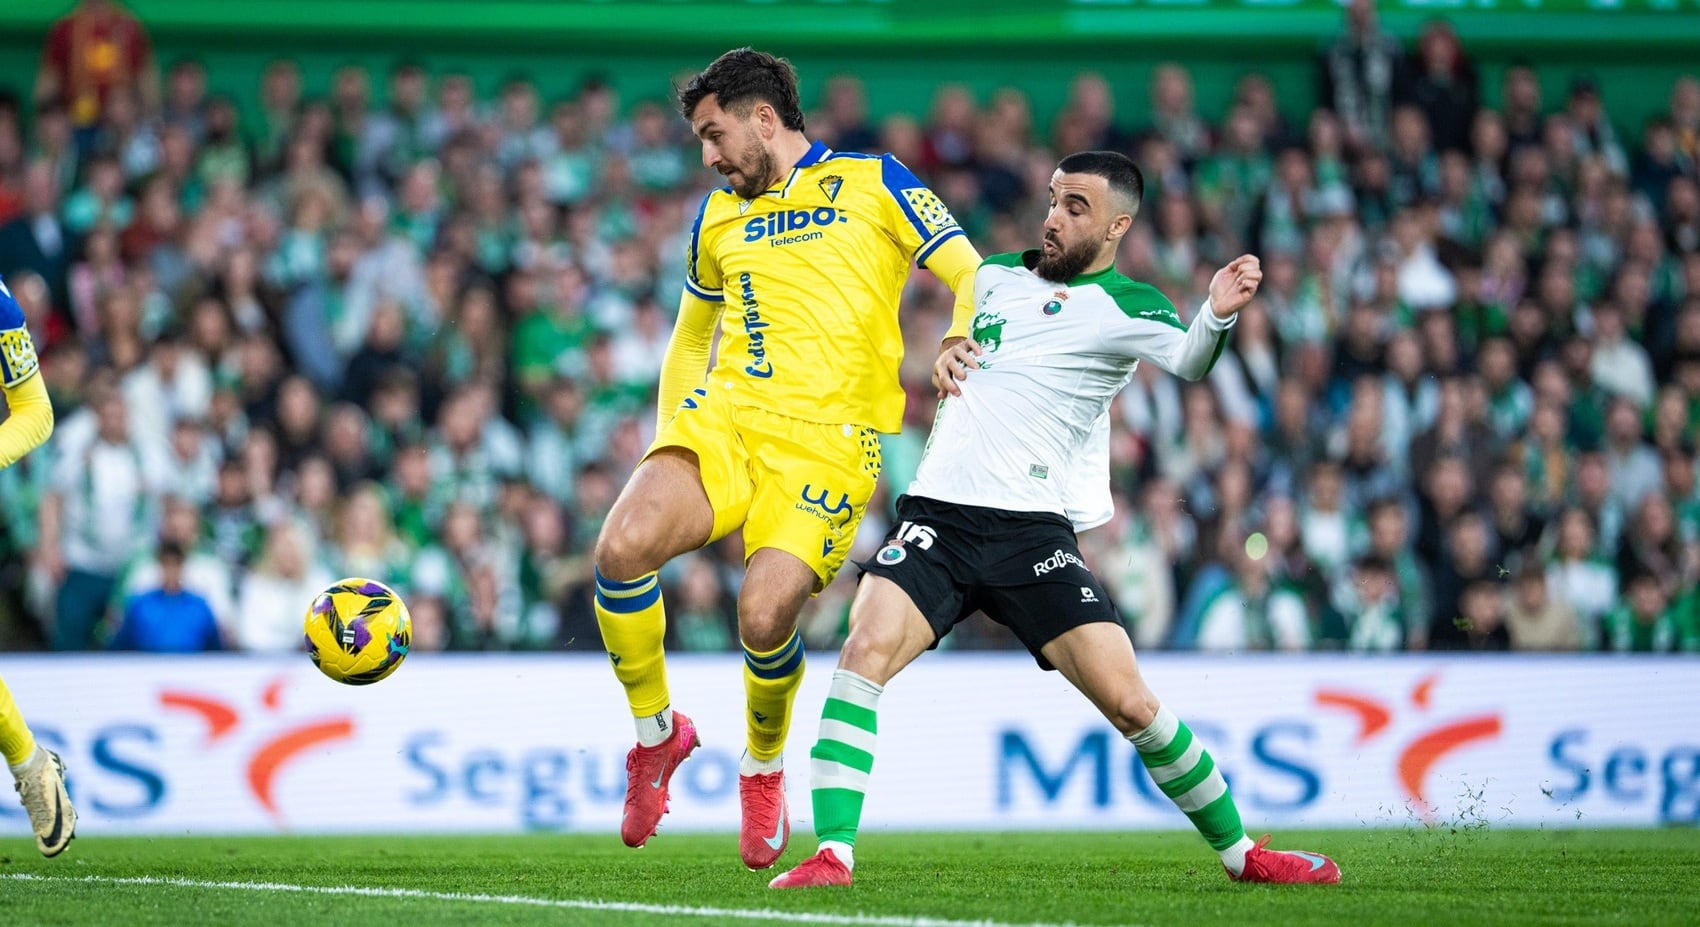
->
<box><xmin>0</xmin><ymin>274</ymin><xmax>76</xmax><ymax>857</ymax></box>
<box><xmin>593</xmin><ymin>48</ymin><xmax>980</xmax><ymax>870</ymax></box>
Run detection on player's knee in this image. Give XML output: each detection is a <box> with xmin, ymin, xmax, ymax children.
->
<box><xmin>592</xmin><ymin>520</ymin><xmax>656</xmax><ymax>582</ymax></box>
<box><xmin>737</xmin><ymin>599</ymin><xmax>798</xmax><ymax>653</ymax></box>
<box><xmin>1111</xmin><ymin>691</ymin><xmax>1162</xmax><ymax>735</ymax></box>
<box><xmin>838</xmin><ymin>619</ymin><xmax>904</xmax><ymax>680</ymax></box>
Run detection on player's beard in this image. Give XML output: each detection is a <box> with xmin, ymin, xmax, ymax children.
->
<box><xmin>723</xmin><ymin>136</ymin><xmax>780</xmax><ymax>200</ymax></box>
<box><xmin>1032</xmin><ymin>233</ymin><xmax>1099</xmax><ymax>283</ymax></box>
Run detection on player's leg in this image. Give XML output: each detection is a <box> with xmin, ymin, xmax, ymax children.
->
<box><xmin>737</xmin><ymin>416</ymin><xmax>881</xmax><ymax>869</ymax></box>
<box><xmin>1039</xmin><ymin>624</ymin><xmax>1253</xmax><ymax>867</ymax></box>
<box><xmin>737</xmin><ymin>549</ymin><xmax>818</xmax><ymax>762</ymax></box>
<box><xmin>594</xmin><ymin>406</ymin><xmax>744</xmax><ymax>848</ymax></box>
<box><xmin>732</xmin><ymin>548</ymin><xmax>817</xmax><ymax>868</ymax></box>
<box><xmin>0</xmin><ymin>675</ymin><xmax>75</xmax><ymax>857</ymax></box>
<box><xmin>594</xmin><ymin>448</ymin><xmax>715</xmax><ymax>740</ymax></box>
<box><xmin>774</xmin><ymin>498</ymin><xmax>966</xmax><ymax>889</ymax></box>
<box><xmin>0</xmin><ymin>674</ymin><xmax>36</xmax><ymax>770</ymax></box>
<box><xmin>835</xmin><ymin>575</ymin><xmax>940</xmax><ymax>684</ymax></box>
<box><xmin>768</xmin><ymin>574</ymin><xmax>938</xmax><ymax>888</ymax></box>
<box><xmin>1040</xmin><ymin>623</ymin><xmax>1339</xmax><ymax>884</ymax></box>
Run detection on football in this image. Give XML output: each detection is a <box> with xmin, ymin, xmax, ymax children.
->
<box><xmin>303</xmin><ymin>578</ymin><xmax>412</xmax><ymax>685</ymax></box>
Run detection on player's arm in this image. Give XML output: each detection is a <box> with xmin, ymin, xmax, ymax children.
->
<box><xmin>0</xmin><ymin>316</ymin><xmax>52</xmax><ymax>469</ymax></box>
<box><xmin>654</xmin><ymin>290</ymin><xmax>720</xmax><ymax>431</ymax></box>
<box><xmin>655</xmin><ymin>191</ymin><xmax>725</xmax><ymax>431</ymax></box>
<box><xmin>934</xmin><ymin>259</ymin><xmax>992</xmax><ymax>398</ymax></box>
<box><xmin>875</xmin><ymin>153</ymin><xmax>981</xmax><ymax>343</ymax></box>
<box><xmin>931</xmin><ymin>234</ymin><xmax>982</xmax><ymax>345</ymax></box>
<box><xmin>1140</xmin><ymin>255</ymin><xmax>1262</xmax><ymax>381</ymax></box>
<box><xmin>873</xmin><ymin>153</ymin><xmax>984</xmax><ymax>394</ymax></box>
<box><xmin>0</xmin><ymin>373</ymin><xmax>54</xmax><ymax>469</ymax></box>
<box><xmin>930</xmin><ymin>236</ymin><xmax>985</xmax><ymax>397</ymax></box>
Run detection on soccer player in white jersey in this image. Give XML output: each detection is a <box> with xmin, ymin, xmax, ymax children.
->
<box><xmin>770</xmin><ymin>151</ymin><xmax>1340</xmax><ymax>888</ymax></box>
<box><xmin>0</xmin><ymin>274</ymin><xmax>76</xmax><ymax>857</ymax></box>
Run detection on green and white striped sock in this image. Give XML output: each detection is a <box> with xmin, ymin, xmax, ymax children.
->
<box><xmin>809</xmin><ymin>668</ymin><xmax>882</xmax><ymax>867</ymax></box>
<box><xmin>1129</xmin><ymin>705</ymin><xmax>1255</xmax><ymax>874</ymax></box>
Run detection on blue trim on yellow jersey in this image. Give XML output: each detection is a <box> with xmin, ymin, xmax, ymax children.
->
<box><xmin>685</xmin><ymin>190</ymin><xmax>722</xmax><ymax>298</ymax></box>
<box><xmin>916</xmin><ymin>227</ymin><xmax>966</xmax><ymax>268</ymax></box>
<box><xmin>795</xmin><ymin>140</ymin><xmax>830</xmax><ymax>168</ymax></box>
<box><xmin>0</xmin><ymin>276</ymin><xmax>23</xmax><ymax>331</ymax></box>
<box><xmin>684</xmin><ymin>278</ymin><xmax>724</xmax><ymax>302</ymax></box>
<box><xmin>0</xmin><ymin>274</ymin><xmax>39</xmax><ymax>388</ymax></box>
<box><xmin>878</xmin><ymin>154</ymin><xmax>934</xmax><ymax>248</ymax></box>
<box><xmin>779</xmin><ymin>141</ymin><xmax>833</xmax><ymax>197</ymax></box>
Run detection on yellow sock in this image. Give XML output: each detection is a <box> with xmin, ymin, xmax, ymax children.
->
<box><xmin>0</xmin><ymin>674</ymin><xmax>39</xmax><ymax>767</ymax></box>
<box><xmin>743</xmin><ymin>629</ymin><xmax>805</xmax><ymax>762</ymax></box>
<box><xmin>594</xmin><ymin>570</ymin><xmax>672</xmax><ymax>727</ymax></box>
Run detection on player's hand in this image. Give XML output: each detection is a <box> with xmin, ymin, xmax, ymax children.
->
<box><xmin>933</xmin><ymin>337</ymin><xmax>982</xmax><ymax>398</ymax></box>
<box><xmin>1208</xmin><ymin>255</ymin><xmax>1263</xmax><ymax>318</ymax></box>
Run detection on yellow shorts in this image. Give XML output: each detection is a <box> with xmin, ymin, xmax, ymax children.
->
<box><xmin>650</xmin><ymin>385</ymin><xmax>882</xmax><ymax>590</ymax></box>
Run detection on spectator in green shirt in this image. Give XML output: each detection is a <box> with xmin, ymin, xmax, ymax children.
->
<box><xmin>1603</xmin><ymin>572</ymin><xmax>1694</xmax><ymax>652</ymax></box>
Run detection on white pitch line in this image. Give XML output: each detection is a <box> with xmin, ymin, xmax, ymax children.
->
<box><xmin>0</xmin><ymin>872</ymin><xmax>1138</xmax><ymax>927</ymax></box>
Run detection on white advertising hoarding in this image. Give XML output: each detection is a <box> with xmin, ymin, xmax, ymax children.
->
<box><xmin>0</xmin><ymin>654</ymin><xmax>1694</xmax><ymax>835</ymax></box>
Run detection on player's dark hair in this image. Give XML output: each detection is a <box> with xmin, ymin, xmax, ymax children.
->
<box><xmin>677</xmin><ymin>47</ymin><xmax>805</xmax><ymax>131</ymax></box>
<box><xmin>1057</xmin><ymin>150</ymin><xmax>1145</xmax><ymax>217</ymax></box>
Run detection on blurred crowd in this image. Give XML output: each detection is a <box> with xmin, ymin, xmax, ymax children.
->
<box><xmin>2</xmin><ymin>0</ymin><xmax>1698</xmax><ymax>656</ymax></box>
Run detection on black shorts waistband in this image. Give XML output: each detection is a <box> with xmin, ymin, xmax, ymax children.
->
<box><xmin>895</xmin><ymin>494</ymin><xmax>1074</xmax><ymax>534</ymax></box>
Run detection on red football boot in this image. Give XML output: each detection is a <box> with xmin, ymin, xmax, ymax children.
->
<box><xmin>738</xmin><ymin>769</ymin><xmax>789</xmax><ymax>870</ymax></box>
<box><xmin>620</xmin><ymin>712</ymin><xmax>699</xmax><ymax>848</ymax></box>
<box><xmin>1231</xmin><ymin>834</ymin><xmax>1342</xmax><ymax>884</ymax></box>
<box><xmin>768</xmin><ymin>847</ymin><xmax>852</xmax><ymax>889</ymax></box>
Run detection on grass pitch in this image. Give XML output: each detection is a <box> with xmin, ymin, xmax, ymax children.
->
<box><xmin>2</xmin><ymin>829</ymin><xmax>1696</xmax><ymax>926</ymax></box>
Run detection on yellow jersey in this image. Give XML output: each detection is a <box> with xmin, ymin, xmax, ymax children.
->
<box><xmin>0</xmin><ymin>274</ymin><xmax>53</xmax><ymax>469</ymax></box>
<box><xmin>0</xmin><ymin>277</ymin><xmax>37</xmax><ymax>391</ymax></box>
<box><xmin>682</xmin><ymin>141</ymin><xmax>972</xmax><ymax>433</ymax></box>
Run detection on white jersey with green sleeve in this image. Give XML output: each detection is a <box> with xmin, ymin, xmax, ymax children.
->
<box><xmin>908</xmin><ymin>250</ymin><xmax>1236</xmax><ymax>531</ymax></box>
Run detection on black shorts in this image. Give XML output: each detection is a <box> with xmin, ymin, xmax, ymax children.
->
<box><xmin>854</xmin><ymin>494</ymin><xmax>1122</xmax><ymax>670</ymax></box>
